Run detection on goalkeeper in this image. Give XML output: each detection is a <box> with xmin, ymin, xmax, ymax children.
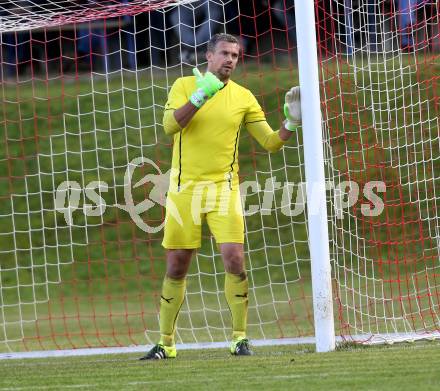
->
<box><xmin>140</xmin><ymin>33</ymin><xmax>301</xmax><ymax>360</ymax></box>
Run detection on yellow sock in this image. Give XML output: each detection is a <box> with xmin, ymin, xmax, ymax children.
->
<box><xmin>225</xmin><ymin>272</ymin><xmax>249</xmax><ymax>341</ymax></box>
<box><xmin>159</xmin><ymin>276</ymin><xmax>186</xmax><ymax>347</ymax></box>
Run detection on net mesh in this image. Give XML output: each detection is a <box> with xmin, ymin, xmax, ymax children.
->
<box><xmin>319</xmin><ymin>0</ymin><xmax>440</xmax><ymax>342</ymax></box>
<box><xmin>0</xmin><ymin>0</ymin><xmax>439</xmax><ymax>353</ymax></box>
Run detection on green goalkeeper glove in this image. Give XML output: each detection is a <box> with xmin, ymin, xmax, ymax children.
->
<box><xmin>283</xmin><ymin>86</ymin><xmax>302</xmax><ymax>131</ymax></box>
<box><xmin>189</xmin><ymin>68</ymin><xmax>224</xmax><ymax>108</ymax></box>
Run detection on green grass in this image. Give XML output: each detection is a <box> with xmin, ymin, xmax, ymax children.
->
<box><xmin>1</xmin><ymin>342</ymin><xmax>440</xmax><ymax>390</ymax></box>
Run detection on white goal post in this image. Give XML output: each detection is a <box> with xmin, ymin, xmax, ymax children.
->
<box><xmin>295</xmin><ymin>0</ymin><xmax>335</xmax><ymax>353</ymax></box>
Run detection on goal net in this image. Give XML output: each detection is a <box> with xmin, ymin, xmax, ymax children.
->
<box><xmin>320</xmin><ymin>0</ymin><xmax>440</xmax><ymax>343</ymax></box>
<box><xmin>0</xmin><ymin>0</ymin><xmax>438</xmax><ymax>355</ymax></box>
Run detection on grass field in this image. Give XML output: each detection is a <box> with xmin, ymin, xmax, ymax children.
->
<box><xmin>1</xmin><ymin>342</ymin><xmax>440</xmax><ymax>390</ymax></box>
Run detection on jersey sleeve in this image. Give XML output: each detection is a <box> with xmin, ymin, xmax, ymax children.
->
<box><xmin>162</xmin><ymin>77</ymin><xmax>189</xmax><ymax>135</ymax></box>
<box><xmin>244</xmin><ymin>90</ymin><xmax>266</xmax><ymax>125</ymax></box>
<box><xmin>246</xmin><ymin>121</ymin><xmax>286</xmax><ymax>153</ymax></box>
<box><xmin>163</xmin><ymin>110</ymin><xmax>182</xmax><ymax>136</ymax></box>
<box><xmin>244</xmin><ymin>89</ymin><xmax>285</xmax><ymax>152</ymax></box>
<box><xmin>164</xmin><ymin>77</ymin><xmax>189</xmax><ymax>111</ymax></box>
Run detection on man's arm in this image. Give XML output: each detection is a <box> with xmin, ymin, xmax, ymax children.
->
<box><xmin>279</xmin><ymin>123</ymin><xmax>295</xmax><ymax>141</ymax></box>
<box><xmin>173</xmin><ymin>101</ymin><xmax>199</xmax><ymax>128</ymax></box>
<box><xmin>246</xmin><ymin>86</ymin><xmax>301</xmax><ymax>151</ymax></box>
<box><xmin>246</xmin><ymin>121</ymin><xmax>292</xmax><ymax>153</ymax></box>
<box><xmin>162</xmin><ymin>68</ymin><xmax>224</xmax><ymax>135</ymax></box>
<box><xmin>162</xmin><ymin>102</ymin><xmax>198</xmax><ymax>136</ymax></box>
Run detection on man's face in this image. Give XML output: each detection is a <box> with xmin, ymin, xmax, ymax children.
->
<box><xmin>206</xmin><ymin>41</ymin><xmax>240</xmax><ymax>82</ymax></box>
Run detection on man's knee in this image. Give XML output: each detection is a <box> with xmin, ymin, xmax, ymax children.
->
<box><xmin>222</xmin><ymin>246</ymin><xmax>245</xmax><ymax>275</ymax></box>
<box><xmin>166</xmin><ymin>249</ymin><xmax>194</xmax><ymax>279</ymax></box>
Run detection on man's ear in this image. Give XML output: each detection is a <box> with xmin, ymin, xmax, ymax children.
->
<box><xmin>206</xmin><ymin>51</ymin><xmax>213</xmax><ymax>63</ymax></box>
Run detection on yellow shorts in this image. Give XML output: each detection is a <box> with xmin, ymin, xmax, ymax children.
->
<box><xmin>162</xmin><ymin>183</ymin><xmax>244</xmax><ymax>249</ymax></box>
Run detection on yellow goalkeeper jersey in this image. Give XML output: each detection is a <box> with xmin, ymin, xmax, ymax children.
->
<box><xmin>163</xmin><ymin>75</ymin><xmax>285</xmax><ymax>192</ymax></box>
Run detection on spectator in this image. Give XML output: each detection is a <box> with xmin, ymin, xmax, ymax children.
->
<box><xmin>398</xmin><ymin>0</ymin><xmax>427</xmax><ymax>51</ymax></box>
<box><xmin>1</xmin><ymin>1</ymin><xmax>31</xmax><ymax>77</ymax></box>
<box><xmin>169</xmin><ymin>0</ymin><xmax>222</xmax><ymax>63</ymax></box>
<box><xmin>76</xmin><ymin>22</ymin><xmax>106</xmax><ymax>69</ymax></box>
<box><xmin>2</xmin><ymin>31</ymin><xmax>31</xmax><ymax>77</ymax></box>
<box><xmin>73</xmin><ymin>0</ymin><xmax>107</xmax><ymax>71</ymax></box>
<box><xmin>148</xmin><ymin>8</ymin><xmax>168</xmax><ymax>67</ymax></box>
<box><xmin>75</xmin><ymin>0</ymin><xmax>136</xmax><ymax>72</ymax></box>
<box><xmin>272</xmin><ymin>0</ymin><xmax>296</xmax><ymax>46</ymax></box>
